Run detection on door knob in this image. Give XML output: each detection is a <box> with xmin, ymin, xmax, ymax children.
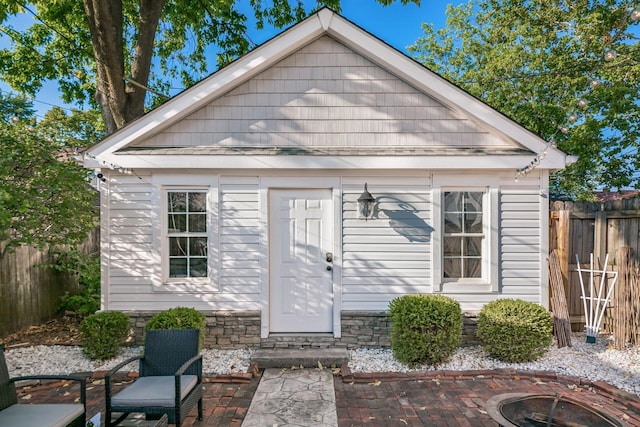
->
<box><xmin>326</xmin><ymin>265</ymin><xmax>333</xmax><ymax>271</ymax></box>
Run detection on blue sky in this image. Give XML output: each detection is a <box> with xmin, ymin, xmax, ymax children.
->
<box><xmin>0</xmin><ymin>1</ymin><xmax>462</xmax><ymax>117</ymax></box>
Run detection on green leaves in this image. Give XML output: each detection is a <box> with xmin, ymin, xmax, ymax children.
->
<box><xmin>409</xmin><ymin>0</ymin><xmax>640</xmax><ymax>199</ymax></box>
<box><xmin>80</xmin><ymin>311</ymin><xmax>131</xmax><ymax>360</ymax></box>
<box><xmin>389</xmin><ymin>294</ymin><xmax>463</xmax><ymax>366</ymax></box>
<box><xmin>477</xmin><ymin>299</ymin><xmax>553</xmax><ymax>363</ymax></box>
<box><xmin>1</xmin><ymin>0</ymin><xmax>420</xmax><ymax>134</ymax></box>
<box><xmin>0</xmin><ymin>94</ymin><xmax>98</xmax><ymax>256</ymax></box>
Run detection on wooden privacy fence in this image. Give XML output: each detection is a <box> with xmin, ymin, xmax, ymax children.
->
<box><xmin>0</xmin><ymin>228</ymin><xmax>99</xmax><ymax>337</ymax></box>
<box><xmin>549</xmin><ymin>198</ymin><xmax>640</xmax><ymax>342</ymax></box>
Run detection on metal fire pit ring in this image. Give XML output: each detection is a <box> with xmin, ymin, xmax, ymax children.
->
<box><xmin>485</xmin><ymin>392</ymin><xmax>627</xmax><ymax>427</ymax></box>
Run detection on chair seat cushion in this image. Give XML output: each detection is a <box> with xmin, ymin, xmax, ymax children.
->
<box><xmin>111</xmin><ymin>375</ymin><xmax>198</xmax><ymax>408</ymax></box>
<box><xmin>0</xmin><ymin>403</ymin><xmax>84</xmax><ymax>427</ymax></box>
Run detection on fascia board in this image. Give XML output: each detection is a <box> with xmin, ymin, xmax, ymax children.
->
<box><xmin>95</xmin><ymin>153</ymin><xmax>570</xmax><ymax>170</ymax></box>
<box><xmin>325</xmin><ymin>14</ymin><xmax>570</xmax><ymax>165</ymax></box>
<box><xmin>86</xmin><ymin>12</ymin><xmax>328</xmax><ymax>158</ymax></box>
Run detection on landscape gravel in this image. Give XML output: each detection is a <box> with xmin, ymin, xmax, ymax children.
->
<box><xmin>5</xmin><ymin>345</ymin><xmax>253</xmax><ymax>376</ymax></box>
<box><xmin>5</xmin><ymin>332</ymin><xmax>640</xmax><ymax>397</ymax></box>
<box><xmin>349</xmin><ymin>332</ymin><xmax>640</xmax><ymax>397</ymax></box>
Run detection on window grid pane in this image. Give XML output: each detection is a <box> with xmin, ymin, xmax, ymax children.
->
<box><xmin>168</xmin><ymin>191</ymin><xmax>208</xmax><ymax>278</ymax></box>
<box><xmin>443</xmin><ymin>191</ymin><xmax>483</xmax><ymax>279</ymax></box>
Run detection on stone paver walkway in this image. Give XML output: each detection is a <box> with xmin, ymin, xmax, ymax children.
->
<box><xmin>241</xmin><ymin>368</ymin><xmax>338</xmax><ymax>427</ymax></box>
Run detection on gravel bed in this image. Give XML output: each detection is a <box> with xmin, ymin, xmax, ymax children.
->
<box><xmin>350</xmin><ymin>332</ymin><xmax>640</xmax><ymax>397</ymax></box>
<box><xmin>5</xmin><ymin>332</ymin><xmax>640</xmax><ymax>397</ymax></box>
<box><xmin>5</xmin><ymin>346</ymin><xmax>252</xmax><ymax>376</ymax></box>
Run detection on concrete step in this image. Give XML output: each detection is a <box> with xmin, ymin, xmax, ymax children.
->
<box><xmin>250</xmin><ymin>348</ymin><xmax>349</xmax><ymax>369</ymax></box>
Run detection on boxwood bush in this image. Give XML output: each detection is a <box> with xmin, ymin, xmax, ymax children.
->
<box><xmin>477</xmin><ymin>299</ymin><xmax>553</xmax><ymax>363</ymax></box>
<box><xmin>388</xmin><ymin>294</ymin><xmax>462</xmax><ymax>366</ymax></box>
<box><xmin>80</xmin><ymin>311</ymin><xmax>130</xmax><ymax>360</ymax></box>
<box><xmin>145</xmin><ymin>307</ymin><xmax>206</xmax><ymax>349</ymax></box>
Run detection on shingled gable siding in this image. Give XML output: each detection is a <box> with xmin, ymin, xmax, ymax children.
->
<box><xmin>134</xmin><ymin>36</ymin><xmax>512</xmax><ymax>151</ymax></box>
<box><xmin>341</xmin><ymin>180</ymin><xmax>432</xmax><ymax>310</ymax></box>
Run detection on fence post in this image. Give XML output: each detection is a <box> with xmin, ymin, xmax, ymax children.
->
<box><xmin>594</xmin><ymin>211</ymin><xmax>608</xmax><ymax>268</ymax></box>
<box><xmin>557</xmin><ymin>210</ymin><xmax>571</xmax><ymax>291</ymax></box>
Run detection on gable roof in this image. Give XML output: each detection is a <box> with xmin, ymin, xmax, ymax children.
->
<box><xmin>85</xmin><ymin>8</ymin><xmax>574</xmax><ymax>171</ymax></box>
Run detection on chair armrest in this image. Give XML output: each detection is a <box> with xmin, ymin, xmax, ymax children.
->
<box><xmin>174</xmin><ymin>354</ymin><xmax>202</xmax><ymax>377</ymax></box>
<box><xmin>10</xmin><ymin>374</ymin><xmax>85</xmax><ymax>384</ymax></box>
<box><xmin>104</xmin><ymin>354</ymin><xmax>143</xmax><ymax>404</ymax></box>
<box><xmin>104</xmin><ymin>355</ymin><xmax>143</xmax><ymax>380</ymax></box>
<box><xmin>10</xmin><ymin>374</ymin><xmax>87</xmax><ymax>408</ymax></box>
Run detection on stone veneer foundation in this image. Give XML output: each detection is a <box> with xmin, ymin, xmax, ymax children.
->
<box><xmin>126</xmin><ymin>310</ymin><xmax>479</xmax><ymax>349</ymax></box>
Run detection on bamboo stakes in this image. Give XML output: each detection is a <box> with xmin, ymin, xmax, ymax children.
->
<box><xmin>548</xmin><ymin>250</ymin><xmax>572</xmax><ymax>348</ymax></box>
<box><xmin>615</xmin><ymin>247</ymin><xmax>640</xmax><ymax>349</ymax></box>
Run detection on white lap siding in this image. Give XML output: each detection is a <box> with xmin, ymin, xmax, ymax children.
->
<box><xmin>341</xmin><ymin>179</ymin><xmax>432</xmax><ymax>310</ymax></box>
<box><xmin>104</xmin><ymin>173</ymin><xmax>263</xmax><ymax>311</ymax></box>
<box><xmin>103</xmin><ymin>172</ymin><xmax>155</xmax><ymax>309</ymax></box>
<box><xmin>103</xmin><ymin>173</ymin><xmax>547</xmax><ymax>312</ymax></box>
<box><xmin>499</xmin><ymin>189</ymin><xmax>544</xmax><ymax>301</ymax></box>
<box><xmin>219</xmin><ymin>178</ymin><xmax>261</xmax><ymax>307</ymax></box>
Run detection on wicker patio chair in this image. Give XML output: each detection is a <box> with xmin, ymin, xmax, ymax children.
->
<box><xmin>104</xmin><ymin>328</ymin><xmax>203</xmax><ymax>427</ymax></box>
<box><xmin>0</xmin><ymin>345</ymin><xmax>86</xmax><ymax>427</ymax></box>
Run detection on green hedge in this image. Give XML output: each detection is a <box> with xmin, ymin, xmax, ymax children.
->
<box><xmin>477</xmin><ymin>299</ymin><xmax>553</xmax><ymax>363</ymax></box>
<box><xmin>389</xmin><ymin>294</ymin><xmax>462</xmax><ymax>366</ymax></box>
<box><xmin>145</xmin><ymin>307</ymin><xmax>206</xmax><ymax>349</ymax></box>
<box><xmin>80</xmin><ymin>311</ymin><xmax>130</xmax><ymax>360</ymax></box>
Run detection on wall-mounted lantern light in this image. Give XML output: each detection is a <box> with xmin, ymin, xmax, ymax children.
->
<box><xmin>357</xmin><ymin>183</ymin><xmax>375</xmax><ymax>220</ymax></box>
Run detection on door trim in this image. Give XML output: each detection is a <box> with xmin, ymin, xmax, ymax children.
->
<box><xmin>258</xmin><ymin>177</ymin><xmax>342</xmax><ymax>339</ymax></box>
<box><xmin>269</xmin><ymin>189</ymin><xmax>333</xmax><ymax>333</ymax></box>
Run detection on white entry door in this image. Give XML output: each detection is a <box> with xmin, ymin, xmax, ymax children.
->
<box><xmin>269</xmin><ymin>189</ymin><xmax>334</xmax><ymax>333</ymax></box>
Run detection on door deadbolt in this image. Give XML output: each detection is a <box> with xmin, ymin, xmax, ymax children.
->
<box><xmin>326</xmin><ymin>252</ymin><xmax>333</xmax><ymax>263</ymax></box>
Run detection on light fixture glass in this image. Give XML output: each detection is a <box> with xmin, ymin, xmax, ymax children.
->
<box><xmin>604</xmin><ymin>50</ymin><xmax>617</xmax><ymax>62</ymax></box>
<box><xmin>357</xmin><ymin>183</ymin><xmax>375</xmax><ymax>220</ymax></box>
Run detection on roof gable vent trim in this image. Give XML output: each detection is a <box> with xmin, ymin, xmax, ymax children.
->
<box><xmin>317</xmin><ymin>8</ymin><xmax>334</xmax><ymax>30</ymax></box>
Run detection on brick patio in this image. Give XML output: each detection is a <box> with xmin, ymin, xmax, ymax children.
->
<box><xmin>14</xmin><ymin>368</ymin><xmax>640</xmax><ymax>426</ymax></box>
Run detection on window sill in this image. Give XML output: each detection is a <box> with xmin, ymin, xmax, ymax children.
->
<box><xmin>152</xmin><ymin>282</ymin><xmax>219</xmax><ymax>293</ymax></box>
<box><xmin>437</xmin><ymin>281</ymin><xmax>497</xmax><ymax>294</ymax></box>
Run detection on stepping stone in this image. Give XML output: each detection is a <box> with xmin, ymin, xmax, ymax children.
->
<box><xmin>241</xmin><ymin>368</ymin><xmax>338</xmax><ymax>427</ymax></box>
<box><xmin>251</xmin><ymin>348</ymin><xmax>349</xmax><ymax>369</ymax></box>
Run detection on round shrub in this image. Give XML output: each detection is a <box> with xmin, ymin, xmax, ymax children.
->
<box><xmin>80</xmin><ymin>311</ymin><xmax>130</xmax><ymax>360</ymax></box>
<box><xmin>389</xmin><ymin>294</ymin><xmax>463</xmax><ymax>366</ymax></box>
<box><xmin>477</xmin><ymin>299</ymin><xmax>553</xmax><ymax>363</ymax></box>
<box><xmin>145</xmin><ymin>307</ymin><xmax>206</xmax><ymax>349</ymax></box>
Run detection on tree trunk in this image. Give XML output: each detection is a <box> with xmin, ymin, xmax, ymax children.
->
<box><xmin>83</xmin><ymin>0</ymin><xmax>165</xmax><ymax>134</ymax></box>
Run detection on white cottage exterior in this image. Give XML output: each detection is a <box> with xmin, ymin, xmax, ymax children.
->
<box><xmin>84</xmin><ymin>8</ymin><xmax>574</xmax><ymax>348</ymax></box>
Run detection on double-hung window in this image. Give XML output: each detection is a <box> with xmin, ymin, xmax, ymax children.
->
<box><xmin>433</xmin><ymin>180</ymin><xmax>498</xmax><ymax>293</ymax></box>
<box><xmin>152</xmin><ymin>177</ymin><xmax>218</xmax><ymax>292</ymax></box>
<box><xmin>443</xmin><ymin>191</ymin><xmax>484</xmax><ymax>279</ymax></box>
<box><xmin>167</xmin><ymin>191</ymin><xmax>208</xmax><ymax>278</ymax></box>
